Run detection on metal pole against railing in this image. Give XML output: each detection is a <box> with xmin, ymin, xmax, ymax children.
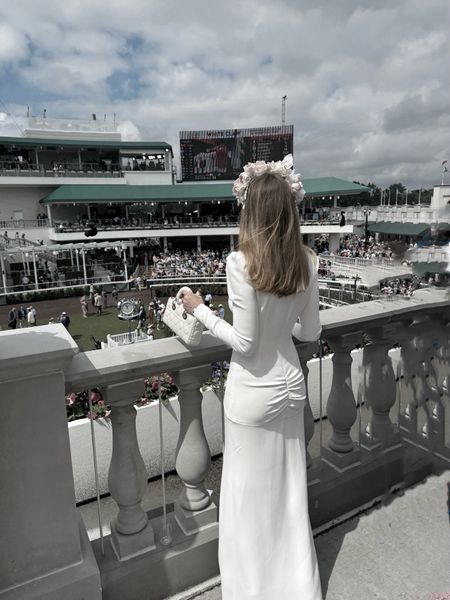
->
<box><xmin>0</xmin><ymin>253</ymin><xmax>7</xmax><ymax>292</ymax></box>
<box><xmin>32</xmin><ymin>251</ymin><xmax>39</xmax><ymax>290</ymax></box>
<box><xmin>319</xmin><ymin>338</ymin><xmax>323</xmax><ymax>459</ymax></box>
<box><xmin>158</xmin><ymin>375</ymin><xmax>172</xmax><ymax>546</ymax></box>
<box><xmin>88</xmin><ymin>392</ymin><xmax>105</xmax><ymax>556</ymax></box>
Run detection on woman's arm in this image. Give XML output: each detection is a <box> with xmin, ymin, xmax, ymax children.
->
<box><xmin>292</xmin><ymin>259</ymin><xmax>322</xmax><ymax>343</ymax></box>
<box><xmin>184</xmin><ymin>252</ymin><xmax>259</xmax><ymax>355</ymax></box>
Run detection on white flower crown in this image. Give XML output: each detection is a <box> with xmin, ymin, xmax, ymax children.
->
<box><xmin>232</xmin><ymin>154</ymin><xmax>305</xmax><ymax>207</ymax></box>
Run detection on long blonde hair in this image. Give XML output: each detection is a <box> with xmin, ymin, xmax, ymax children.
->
<box><xmin>238</xmin><ymin>171</ymin><xmax>314</xmax><ymax>297</ymax></box>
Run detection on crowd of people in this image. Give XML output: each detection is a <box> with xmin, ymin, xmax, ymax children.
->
<box><xmin>8</xmin><ymin>305</ymin><xmax>37</xmax><ymax>328</ymax></box>
<box><xmin>379</xmin><ymin>278</ymin><xmax>416</xmax><ymax>298</ymax></box>
<box><xmin>314</xmin><ymin>233</ymin><xmax>394</xmax><ymax>259</ymax></box>
<box><xmin>146</xmin><ymin>249</ymin><xmax>229</xmax><ymax>279</ymax></box>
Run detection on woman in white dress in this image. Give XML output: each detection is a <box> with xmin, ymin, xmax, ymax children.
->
<box><xmin>182</xmin><ymin>155</ymin><xmax>323</xmax><ymax>600</ymax></box>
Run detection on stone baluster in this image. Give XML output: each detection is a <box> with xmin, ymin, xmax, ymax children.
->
<box><xmin>174</xmin><ymin>366</ymin><xmax>218</xmax><ymax>536</ymax></box>
<box><xmin>104</xmin><ymin>379</ymin><xmax>155</xmax><ymax>560</ymax></box>
<box><xmin>420</xmin><ymin>315</ymin><xmax>449</xmax><ymax>457</ymax></box>
<box><xmin>398</xmin><ymin>318</ymin><xmax>433</xmax><ymax>446</ymax></box>
<box><xmin>297</xmin><ymin>340</ymin><xmax>320</xmax><ymax>470</ymax></box>
<box><xmin>360</xmin><ymin>323</ymin><xmax>400</xmax><ymax>448</ymax></box>
<box><xmin>321</xmin><ymin>332</ymin><xmax>362</xmax><ymax>471</ymax></box>
<box><xmin>397</xmin><ymin>318</ymin><xmax>419</xmax><ymax>436</ymax></box>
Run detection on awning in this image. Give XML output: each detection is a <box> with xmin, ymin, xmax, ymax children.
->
<box><xmin>40</xmin><ymin>177</ymin><xmax>372</xmax><ymax>205</ymax></box>
<box><xmin>368</xmin><ymin>222</ymin><xmax>430</xmax><ymax>236</ymax></box>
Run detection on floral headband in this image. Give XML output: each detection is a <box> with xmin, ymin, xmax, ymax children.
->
<box><xmin>232</xmin><ymin>154</ymin><xmax>305</xmax><ymax>207</ymax></box>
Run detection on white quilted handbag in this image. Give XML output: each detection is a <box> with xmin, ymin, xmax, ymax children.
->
<box><xmin>162</xmin><ymin>286</ymin><xmax>204</xmax><ymax>346</ymax></box>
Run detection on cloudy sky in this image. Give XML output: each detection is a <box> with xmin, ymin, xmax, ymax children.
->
<box><xmin>0</xmin><ymin>0</ymin><xmax>449</xmax><ymax>188</ymax></box>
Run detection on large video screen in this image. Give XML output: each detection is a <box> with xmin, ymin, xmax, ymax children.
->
<box><xmin>180</xmin><ymin>125</ymin><xmax>294</xmax><ymax>181</ymax></box>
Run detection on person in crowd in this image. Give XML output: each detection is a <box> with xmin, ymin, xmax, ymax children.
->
<box><xmin>21</xmin><ymin>233</ymin><xmax>26</xmax><ymax>246</ymax></box>
<box><xmin>8</xmin><ymin>306</ymin><xmax>17</xmax><ymax>329</ymax></box>
<box><xmin>218</xmin><ymin>304</ymin><xmax>225</xmax><ymax>319</ymax></box>
<box><xmin>27</xmin><ymin>306</ymin><xmax>37</xmax><ymax>326</ymax></box>
<box><xmin>80</xmin><ymin>294</ymin><xmax>89</xmax><ymax>317</ymax></box>
<box><xmin>15</xmin><ymin>232</ymin><xmax>19</xmax><ymax>244</ymax></box>
<box><xmin>137</xmin><ymin>305</ymin><xmax>147</xmax><ymax>329</ymax></box>
<box><xmin>102</xmin><ymin>289</ymin><xmax>108</xmax><ymax>308</ymax></box>
<box><xmin>60</xmin><ymin>311</ymin><xmax>70</xmax><ymax>330</ymax></box>
<box><xmin>155</xmin><ymin>305</ymin><xmax>163</xmax><ymax>330</ymax></box>
<box><xmin>182</xmin><ymin>157</ymin><xmax>323</xmax><ymax>600</ymax></box>
<box><xmin>204</xmin><ymin>291</ymin><xmax>212</xmax><ymax>307</ymax></box>
<box><xmin>3</xmin><ymin>231</ymin><xmax>9</xmax><ymax>245</ymax></box>
<box><xmin>94</xmin><ymin>291</ymin><xmax>103</xmax><ymax>316</ymax></box>
<box><xmin>111</xmin><ymin>285</ymin><xmax>118</xmax><ymax>303</ymax></box>
<box><xmin>17</xmin><ymin>305</ymin><xmax>27</xmax><ymax>328</ymax></box>
<box><xmin>146</xmin><ymin>325</ymin><xmax>154</xmax><ymax>340</ymax></box>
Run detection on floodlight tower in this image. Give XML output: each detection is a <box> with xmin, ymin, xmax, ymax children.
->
<box><xmin>282</xmin><ymin>95</ymin><xmax>287</xmax><ymax>124</ymax></box>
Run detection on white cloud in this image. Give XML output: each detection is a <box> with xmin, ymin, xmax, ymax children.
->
<box><xmin>0</xmin><ymin>0</ymin><xmax>449</xmax><ymax>187</ymax></box>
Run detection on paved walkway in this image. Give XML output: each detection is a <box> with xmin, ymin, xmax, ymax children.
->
<box><xmin>169</xmin><ymin>470</ymin><xmax>450</xmax><ymax>600</ymax></box>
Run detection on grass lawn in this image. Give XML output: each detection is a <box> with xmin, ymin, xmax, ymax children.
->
<box><xmin>69</xmin><ymin>298</ymin><xmax>231</xmax><ymax>351</ymax></box>
<box><xmin>0</xmin><ymin>290</ymin><xmax>231</xmax><ymax>351</ymax></box>
<box><xmin>69</xmin><ymin>310</ymin><xmax>172</xmax><ymax>351</ymax></box>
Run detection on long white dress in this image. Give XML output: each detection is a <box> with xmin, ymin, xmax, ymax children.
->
<box><xmin>192</xmin><ymin>251</ymin><xmax>323</xmax><ymax>600</ymax></box>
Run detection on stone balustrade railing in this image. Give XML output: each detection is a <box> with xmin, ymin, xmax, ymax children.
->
<box><xmin>1</xmin><ymin>287</ymin><xmax>449</xmax><ymax>600</ymax></box>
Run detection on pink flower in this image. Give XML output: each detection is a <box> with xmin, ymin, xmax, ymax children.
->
<box><xmin>90</xmin><ymin>390</ymin><xmax>102</xmax><ymax>404</ymax></box>
<box><xmin>87</xmin><ymin>411</ymin><xmax>98</xmax><ymax>421</ymax></box>
<box><xmin>66</xmin><ymin>393</ymin><xmax>76</xmax><ymax>406</ymax></box>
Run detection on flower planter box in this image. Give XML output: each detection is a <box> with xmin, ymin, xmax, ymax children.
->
<box><xmin>69</xmin><ymin>389</ymin><xmax>223</xmax><ymax>503</ymax></box>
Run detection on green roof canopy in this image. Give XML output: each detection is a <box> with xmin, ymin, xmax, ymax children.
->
<box><xmin>368</xmin><ymin>222</ymin><xmax>430</xmax><ymax>236</ymax></box>
<box><xmin>40</xmin><ymin>178</ymin><xmax>370</xmax><ymax>205</ymax></box>
<box><xmin>0</xmin><ymin>136</ymin><xmax>173</xmax><ymax>154</ymax></box>
<box><xmin>300</xmin><ymin>177</ymin><xmax>369</xmax><ymax>196</ymax></box>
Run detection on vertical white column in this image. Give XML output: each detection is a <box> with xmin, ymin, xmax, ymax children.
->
<box><xmin>328</xmin><ymin>233</ymin><xmax>340</xmax><ymax>254</ymax></box>
<box><xmin>81</xmin><ymin>250</ymin><xmax>88</xmax><ymax>284</ymax></box>
<box><xmin>0</xmin><ymin>253</ymin><xmax>7</xmax><ymax>292</ymax></box>
<box><xmin>32</xmin><ymin>251</ymin><xmax>39</xmax><ymax>290</ymax></box>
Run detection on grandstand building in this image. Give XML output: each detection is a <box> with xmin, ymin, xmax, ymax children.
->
<box><xmin>0</xmin><ymin>117</ymin><xmax>370</xmax><ymax>252</ymax></box>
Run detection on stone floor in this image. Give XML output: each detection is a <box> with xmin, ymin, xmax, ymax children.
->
<box><xmin>166</xmin><ymin>471</ymin><xmax>450</xmax><ymax>600</ymax></box>
<box><xmin>79</xmin><ymin>459</ymin><xmax>450</xmax><ymax>600</ymax></box>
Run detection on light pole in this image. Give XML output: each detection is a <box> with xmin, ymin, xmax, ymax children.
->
<box><xmin>363</xmin><ymin>207</ymin><xmax>371</xmax><ymax>248</ymax></box>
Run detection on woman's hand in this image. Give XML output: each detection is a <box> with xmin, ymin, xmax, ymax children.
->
<box><xmin>181</xmin><ymin>289</ymin><xmax>204</xmax><ymax>315</ymax></box>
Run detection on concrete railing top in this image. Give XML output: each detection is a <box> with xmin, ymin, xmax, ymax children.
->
<box><xmin>60</xmin><ymin>287</ymin><xmax>449</xmax><ymax>392</ymax></box>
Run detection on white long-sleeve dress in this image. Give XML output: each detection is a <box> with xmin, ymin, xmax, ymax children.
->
<box><xmin>192</xmin><ymin>250</ymin><xmax>323</xmax><ymax>600</ymax></box>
